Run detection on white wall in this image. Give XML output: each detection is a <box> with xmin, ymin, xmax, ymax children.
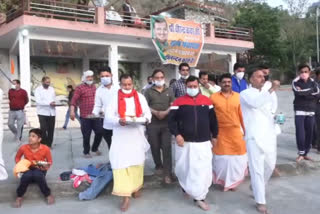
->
<box><xmin>0</xmin><ymin>49</ymin><xmax>11</xmax><ymax>93</ymax></box>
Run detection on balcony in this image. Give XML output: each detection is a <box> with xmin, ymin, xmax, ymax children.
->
<box><xmin>1</xmin><ymin>0</ymin><xmax>253</xmax><ymax>43</ymax></box>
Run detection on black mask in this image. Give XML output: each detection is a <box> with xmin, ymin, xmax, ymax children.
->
<box><xmin>264</xmin><ymin>75</ymin><xmax>270</xmax><ymax>81</ymax></box>
<box><xmin>148</xmin><ymin>81</ymin><xmax>153</xmax><ymax>85</ymax></box>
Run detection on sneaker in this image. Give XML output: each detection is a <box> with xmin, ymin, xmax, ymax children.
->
<box><xmin>83</xmin><ymin>154</ymin><xmax>92</xmax><ymax>159</ymax></box>
<box><xmin>62</xmin><ymin>126</ymin><xmax>67</xmax><ymax>130</ymax></box>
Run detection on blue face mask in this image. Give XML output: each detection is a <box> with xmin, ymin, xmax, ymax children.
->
<box><xmin>101</xmin><ymin>77</ymin><xmax>112</xmax><ymax>86</ymax></box>
<box><xmin>186</xmin><ymin>87</ymin><xmax>199</xmax><ymax>97</ymax></box>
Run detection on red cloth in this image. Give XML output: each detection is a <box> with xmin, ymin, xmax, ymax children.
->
<box><xmin>8</xmin><ymin>89</ymin><xmax>29</xmax><ymax>110</ymax></box>
<box><xmin>71</xmin><ymin>84</ymin><xmax>96</xmax><ymax>118</ymax></box>
<box><xmin>15</xmin><ymin>144</ymin><xmax>52</xmax><ymax>167</ymax></box>
<box><xmin>118</xmin><ymin>89</ymin><xmax>142</xmax><ymax>119</ymax></box>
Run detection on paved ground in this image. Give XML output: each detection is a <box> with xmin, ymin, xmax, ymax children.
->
<box><xmin>1</xmin><ymin>170</ymin><xmax>319</xmax><ymax>214</ymax></box>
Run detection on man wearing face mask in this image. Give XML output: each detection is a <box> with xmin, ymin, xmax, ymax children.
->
<box><xmin>292</xmin><ymin>64</ymin><xmax>320</xmax><ymax>162</ymax></box>
<box><xmin>105</xmin><ymin>74</ymin><xmax>151</xmax><ymax>212</ymax></box>
<box><xmin>144</xmin><ymin>69</ymin><xmax>175</xmax><ymax>184</ymax></box>
<box><xmin>141</xmin><ymin>76</ymin><xmax>153</xmax><ymax>95</ymax></box>
<box><xmin>168</xmin><ymin>76</ymin><xmax>218</xmax><ymax>211</ymax></box>
<box><xmin>170</xmin><ymin>62</ymin><xmax>190</xmax><ymax>98</ymax></box>
<box><xmin>8</xmin><ymin>79</ymin><xmax>29</xmax><ymax>142</ymax></box>
<box><xmin>35</xmin><ymin>76</ymin><xmax>56</xmax><ymax>148</ymax></box>
<box><xmin>232</xmin><ymin>63</ymin><xmax>247</xmax><ymax>93</ymax></box>
<box><xmin>92</xmin><ymin>66</ymin><xmax>118</xmax><ymax>149</ymax></box>
<box><xmin>70</xmin><ymin>70</ymin><xmax>102</xmax><ymax>158</ymax></box>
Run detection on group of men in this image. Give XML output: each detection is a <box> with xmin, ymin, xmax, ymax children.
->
<box><xmin>6</xmin><ymin>61</ymin><xmax>320</xmax><ymax>214</ymax></box>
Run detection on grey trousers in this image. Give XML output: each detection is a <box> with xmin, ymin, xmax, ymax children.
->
<box><xmin>8</xmin><ymin>110</ymin><xmax>25</xmax><ymax>140</ymax></box>
<box><xmin>147</xmin><ymin>124</ymin><xmax>172</xmax><ymax>176</ymax></box>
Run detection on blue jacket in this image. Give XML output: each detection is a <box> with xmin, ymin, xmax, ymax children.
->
<box><xmin>232</xmin><ymin>76</ymin><xmax>247</xmax><ymax>93</ymax></box>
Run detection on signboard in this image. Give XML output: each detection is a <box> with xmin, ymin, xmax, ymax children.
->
<box><xmin>151</xmin><ymin>15</ymin><xmax>204</xmax><ymax>67</ymax></box>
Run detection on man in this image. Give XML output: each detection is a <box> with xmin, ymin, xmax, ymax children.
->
<box><xmin>260</xmin><ymin>65</ymin><xmax>278</xmax><ymax>114</ymax></box>
<box><xmin>141</xmin><ymin>76</ymin><xmax>153</xmax><ymax>94</ymax></box>
<box><xmin>35</xmin><ymin>77</ymin><xmax>56</xmax><ymax>148</ymax></box>
<box><xmin>0</xmin><ymin>88</ymin><xmax>8</xmax><ymax>181</ymax></box>
<box><xmin>106</xmin><ymin>74</ymin><xmax>151</xmax><ymax>212</ymax></box>
<box><xmin>208</xmin><ymin>74</ymin><xmax>221</xmax><ymax>91</ymax></box>
<box><xmin>210</xmin><ymin>73</ymin><xmax>247</xmax><ymax>192</ymax></box>
<box><xmin>232</xmin><ymin>63</ymin><xmax>247</xmax><ymax>93</ymax></box>
<box><xmin>292</xmin><ymin>64</ymin><xmax>320</xmax><ymax>162</ymax></box>
<box><xmin>122</xmin><ymin>0</ymin><xmax>136</xmax><ymax>26</ymax></box>
<box><xmin>313</xmin><ymin>69</ymin><xmax>320</xmax><ymax>153</ymax></box>
<box><xmin>168</xmin><ymin>76</ymin><xmax>218</xmax><ymax>211</ymax></box>
<box><xmin>92</xmin><ymin>66</ymin><xmax>118</xmax><ymax>149</ymax></box>
<box><xmin>14</xmin><ymin>128</ymin><xmax>54</xmax><ymax>208</ymax></box>
<box><xmin>71</xmin><ymin>70</ymin><xmax>103</xmax><ymax>158</ymax></box>
<box><xmin>199</xmin><ymin>71</ymin><xmax>220</xmax><ymax>97</ymax></box>
<box><xmin>62</xmin><ymin>85</ymin><xmax>80</xmax><ymax>129</ymax></box>
<box><xmin>170</xmin><ymin>62</ymin><xmax>190</xmax><ymax>98</ymax></box>
<box><xmin>240</xmin><ymin>68</ymin><xmax>280</xmax><ymax>214</ymax></box>
<box><xmin>144</xmin><ymin>69</ymin><xmax>175</xmax><ymax>184</ymax></box>
<box><xmin>8</xmin><ymin>79</ymin><xmax>29</xmax><ymax>142</ymax></box>
<box><xmin>152</xmin><ymin>17</ymin><xmax>168</xmax><ymax>61</ymax></box>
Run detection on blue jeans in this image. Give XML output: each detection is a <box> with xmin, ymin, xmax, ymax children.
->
<box><xmin>63</xmin><ymin>107</ymin><xmax>80</xmax><ymax>128</ymax></box>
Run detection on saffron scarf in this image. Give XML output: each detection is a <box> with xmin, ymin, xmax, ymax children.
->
<box><xmin>118</xmin><ymin>89</ymin><xmax>143</xmax><ymax>119</ymax></box>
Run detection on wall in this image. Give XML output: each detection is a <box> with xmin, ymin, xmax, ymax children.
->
<box><xmin>184</xmin><ymin>9</ymin><xmax>215</xmax><ymax>24</ymax></box>
<box><xmin>0</xmin><ymin>49</ymin><xmax>11</xmax><ymax>93</ymax></box>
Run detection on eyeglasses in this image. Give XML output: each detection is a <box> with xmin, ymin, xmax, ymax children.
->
<box><xmin>181</xmin><ymin>69</ymin><xmax>189</xmax><ymax>71</ymax></box>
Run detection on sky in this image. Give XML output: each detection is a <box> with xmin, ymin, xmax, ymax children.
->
<box><xmin>267</xmin><ymin>0</ymin><xmax>319</xmax><ymax>8</ymax></box>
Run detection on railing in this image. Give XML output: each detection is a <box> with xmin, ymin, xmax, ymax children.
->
<box><xmin>214</xmin><ymin>26</ymin><xmax>253</xmax><ymax>41</ymax></box>
<box><xmin>105</xmin><ymin>9</ymin><xmax>150</xmax><ymax>30</ymax></box>
<box><xmin>5</xmin><ymin>0</ymin><xmax>96</xmax><ymax>24</ymax></box>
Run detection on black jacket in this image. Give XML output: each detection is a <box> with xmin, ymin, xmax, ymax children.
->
<box><xmin>168</xmin><ymin>93</ymin><xmax>218</xmax><ymax>142</ymax></box>
<box><xmin>292</xmin><ymin>77</ymin><xmax>320</xmax><ymax>112</ymax></box>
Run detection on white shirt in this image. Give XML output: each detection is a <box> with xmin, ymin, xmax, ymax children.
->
<box><xmin>93</xmin><ymin>84</ymin><xmax>118</xmax><ymax>130</ymax></box>
<box><xmin>262</xmin><ymin>81</ymin><xmax>278</xmax><ymax>114</ymax></box>
<box><xmin>35</xmin><ymin>85</ymin><xmax>56</xmax><ymax>116</ymax></box>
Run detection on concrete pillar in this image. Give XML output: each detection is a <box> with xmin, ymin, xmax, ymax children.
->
<box><xmin>229</xmin><ymin>53</ymin><xmax>237</xmax><ymax>75</ymax></box>
<box><xmin>108</xmin><ymin>44</ymin><xmax>119</xmax><ymax>85</ymax></box>
<box><xmin>175</xmin><ymin>65</ymin><xmax>180</xmax><ymax>79</ymax></box>
<box><xmin>19</xmin><ymin>30</ymin><xmax>31</xmax><ymax>105</ymax></box>
<box><xmin>82</xmin><ymin>57</ymin><xmax>90</xmax><ymax>71</ymax></box>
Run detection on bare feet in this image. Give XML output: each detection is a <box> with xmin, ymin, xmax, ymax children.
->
<box><xmin>120</xmin><ymin>197</ymin><xmax>130</xmax><ymax>212</ymax></box>
<box><xmin>296</xmin><ymin>156</ymin><xmax>304</xmax><ymax>162</ymax></box>
<box><xmin>196</xmin><ymin>200</ymin><xmax>210</xmax><ymax>211</ymax></box>
<box><xmin>229</xmin><ymin>188</ymin><xmax>237</xmax><ymax>192</ymax></box>
<box><xmin>132</xmin><ymin>190</ymin><xmax>142</xmax><ymax>198</ymax></box>
<box><xmin>83</xmin><ymin>154</ymin><xmax>92</xmax><ymax>159</ymax></box>
<box><xmin>256</xmin><ymin>203</ymin><xmax>268</xmax><ymax>214</ymax></box>
<box><xmin>303</xmin><ymin>156</ymin><xmax>314</xmax><ymax>161</ymax></box>
<box><xmin>164</xmin><ymin>175</ymin><xmax>172</xmax><ymax>184</ymax></box>
<box><xmin>155</xmin><ymin>168</ymin><xmax>163</xmax><ymax>175</ymax></box>
<box><xmin>13</xmin><ymin>197</ymin><xmax>23</xmax><ymax>208</ymax></box>
<box><xmin>94</xmin><ymin>151</ymin><xmax>102</xmax><ymax>156</ymax></box>
<box><xmin>47</xmin><ymin>195</ymin><xmax>55</xmax><ymax>205</ymax></box>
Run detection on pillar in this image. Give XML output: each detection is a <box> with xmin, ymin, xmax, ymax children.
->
<box><xmin>229</xmin><ymin>52</ymin><xmax>237</xmax><ymax>75</ymax></box>
<box><xmin>108</xmin><ymin>44</ymin><xmax>119</xmax><ymax>85</ymax></box>
<box><xmin>82</xmin><ymin>57</ymin><xmax>90</xmax><ymax>71</ymax></box>
<box><xmin>19</xmin><ymin>30</ymin><xmax>31</xmax><ymax>105</ymax></box>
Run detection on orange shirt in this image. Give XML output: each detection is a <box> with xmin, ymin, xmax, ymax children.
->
<box><xmin>210</xmin><ymin>92</ymin><xmax>246</xmax><ymax>155</ymax></box>
<box><xmin>15</xmin><ymin>144</ymin><xmax>52</xmax><ymax>167</ymax></box>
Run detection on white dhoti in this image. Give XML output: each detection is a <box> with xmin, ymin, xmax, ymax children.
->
<box><xmin>247</xmin><ymin>139</ymin><xmax>276</xmax><ymax>204</ymax></box>
<box><xmin>175</xmin><ymin>141</ymin><xmax>212</xmax><ymax>200</ymax></box>
<box><xmin>213</xmin><ymin>154</ymin><xmax>248</xmax><ymax>191</ymax></box>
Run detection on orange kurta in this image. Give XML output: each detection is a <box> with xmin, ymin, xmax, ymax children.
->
<box><xmin>210</xmin><ymin>92</ymin><xmax>246</xmax><ymax>155</ymax></box>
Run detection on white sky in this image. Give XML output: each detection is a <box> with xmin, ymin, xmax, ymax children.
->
<box><xmin>267</xmin><ymin>0</ymin><xmax>319</xmax><ymax>8</ymax></box>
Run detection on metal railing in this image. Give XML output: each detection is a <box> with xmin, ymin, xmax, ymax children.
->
<box><xmin>5</xmin><ymin>0</ymin><xmax>96</xmax><ymax>24</ymax></box>
<box><xmin>214</xmin><ymin>26</ymin><xmax>253</xmax><ymax>41</ymax></box>
<box><xmin>105</xmin><ymin>9</ymin><xmax>150</xmax><ymax>29</ymax></box>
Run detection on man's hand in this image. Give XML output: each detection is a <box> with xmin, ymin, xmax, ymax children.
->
<box><xmin>211</xmin><ymin>138</ymin><xmax>217</xmax><ymax>147</ymax></box>
<box><xmin>269</xmin><ymin>80</ymin><xmax>280</xmax><ymax>93</ymax></box>
<box><xmin>50</xmin><ymin>102</ymin><xmax>56</xmax><ymax>107</ymax></box>
<box><xmin>119</xmin><ymin>118</ymin><xmax>126</xmax><ymax>126</ymax></box>
<box><xmin>176</xmin><ymin>135</ymin><xmax>185</xmax><ymax>147</ymax></box>
<box><xmin>157</xmin><ymin>111</ymin><xmax>166</xmax><ymax>120</ymax></box>
<box><xmin>70</xmin><ymin>110</ymin><xmax>76</xmax><ymax>121</ymax></box>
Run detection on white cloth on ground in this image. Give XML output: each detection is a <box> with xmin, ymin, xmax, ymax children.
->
<box><xmin>0</xmin><ymin>89</ymin><xmax>8</xmax><ymax>180</ymax></box>
<box><xmin>106</xmin><ymin>93</ymin><xmax>151</xmax><ymax>170</ymax></box>
<box><xmin>212</xmin><ymin>154</ymin><xmax>248</xmax><ymax>190</ymax></box>
<box><xmin>175</xmin><ymin>141</ymin><xmax>213</xmax><ymax>201</ymax></box>
<box><xmin>240</xmin><ymin>87</ymin><xmax>277</xmax><ymax>204</ymax></box>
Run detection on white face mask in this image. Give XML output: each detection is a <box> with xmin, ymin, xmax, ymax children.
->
<box><xmin>122</xmin><ymin>89</ymin><xmax>133</xmax><ymax>94</ymax></box>
<box><xmin>236</xmin><ymin>72</ymin><xmax>245</xmax><ymax>80</ymax></box>
<box><xmin>154</xmin><ymin>80</ymin><xmax>165</xmax><ymax>87</ymax></box>
<box><xmin>101</xmin><ymin>77</ymin><xmax>112</xmax><ymax>86</ymax></box>
<box><xmin>11</xmin><ymin>84</ymin><xmax>16</xmax><ymax>90</ymax></box>
<box><xmin>85</xmin><ymin>80</ymin><xmax>94</xmax><ymax>85</ymax></box>
<box><xmin>186</xmin><ymin>87</ymin><xmax>199</xmax><ymax>97</ymax></box>
<box><xmin>181</xmin><ymin>75</ymin><xmax>189</xmax><ymax>80</ymax></box>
